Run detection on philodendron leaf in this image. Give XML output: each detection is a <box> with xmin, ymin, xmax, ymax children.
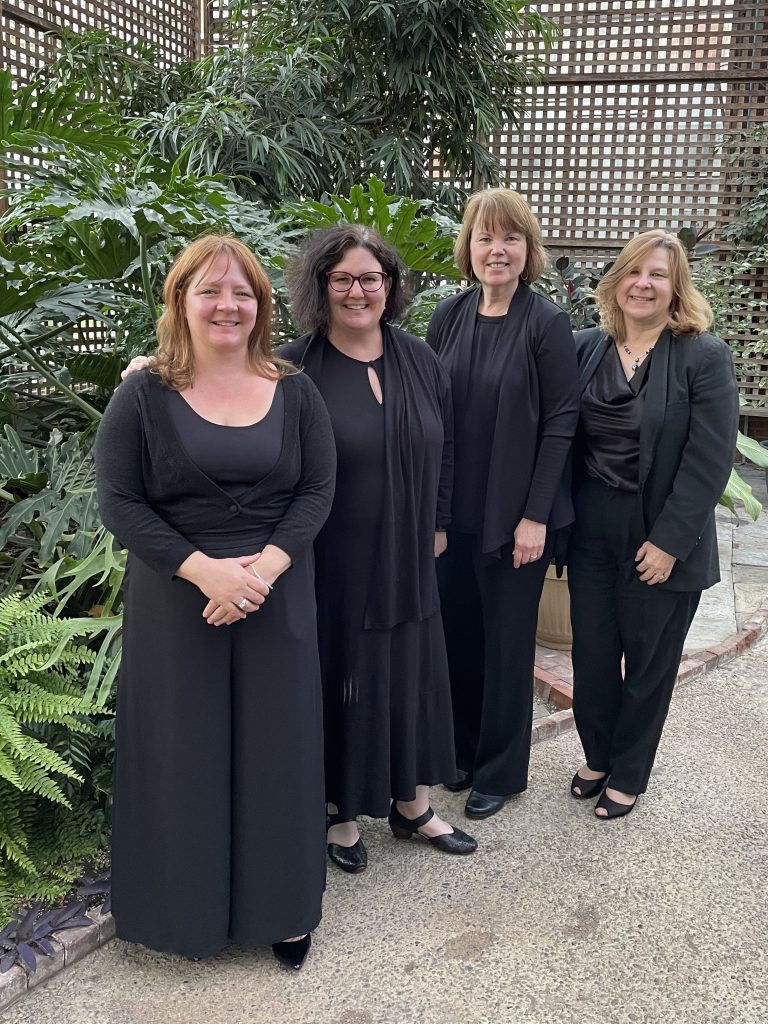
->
<box><xmin>736</xmin><ymin>430</ymin><xmax>768</xmax><ymax>468</ymax></box>
<box><xmin>720</xmin><ymin>467</ymin><xmax>763</xmax><ymax>521</ymax></box>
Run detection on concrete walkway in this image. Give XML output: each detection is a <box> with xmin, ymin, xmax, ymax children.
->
<box><xmin>6</xmin><ymin>632</ymin><xmax>767</xmax><ymax>1024</ymax></box>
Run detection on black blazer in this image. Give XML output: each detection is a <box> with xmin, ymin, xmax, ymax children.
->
<box><xmin>574</xmin><ymin>328</ymin><xmax>739</xmax><ymax>591</ymax></box>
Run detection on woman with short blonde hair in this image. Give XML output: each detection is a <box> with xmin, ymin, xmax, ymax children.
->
<box><xmin>427</xmin><ymin>188</ymin><xmax>580</xmax><ymax>819</ymax></box>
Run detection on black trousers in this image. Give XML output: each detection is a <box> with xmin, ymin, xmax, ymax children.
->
<box><xmin>438</xmin><ymin>531</ymin><xmax>554</xmax><ymax>795</ymax></box>
<box><xmin>112</xmin><ymin>552</ymin><xmax>326</xmax><ymax>959</ymax></box>
<box><xmin>568</xmin><ymin>478</ymin><xmax>701</xmax><ymax>794</ymax></box>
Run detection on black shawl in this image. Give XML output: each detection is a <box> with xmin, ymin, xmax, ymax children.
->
<box><xmin>277</xmin><ymin>324</ymin><xmax>453</xmax><ymax>629</ymax></box>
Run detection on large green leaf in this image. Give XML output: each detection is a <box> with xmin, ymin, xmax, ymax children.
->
<box><xmin>720</xmin><ymin>467</ymin><xmax>764</xmax><ymax>521</ymax></box>
<box><xmin>736</xmin><ymin>430</ymin><xmax>768</xmax><ymax>468</ymax></box>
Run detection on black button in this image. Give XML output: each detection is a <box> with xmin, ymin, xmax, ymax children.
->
<box><xmin>229</xmin><ymin>504</ymin><xmax>238</xmax><ymax>514</ymax></box>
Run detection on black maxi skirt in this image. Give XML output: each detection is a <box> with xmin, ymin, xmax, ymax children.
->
<box><xmin>111</xmin><ymin>548</ymin><xmax>326</xmax><ymax>959</ymax></box>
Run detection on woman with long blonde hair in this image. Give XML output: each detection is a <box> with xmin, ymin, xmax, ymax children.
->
<box><xmin>568</xmin><ymin>229</ymin><xmax>738</xmax><ymax>819</ymax></box>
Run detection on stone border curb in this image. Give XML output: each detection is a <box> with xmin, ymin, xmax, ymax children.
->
<box><xmin>531</xmin><ymin>598</ymin><xmax>768</xmax><ymax>746</ymax></box>
<box><xmin>0</xmin><ymin>905</ymin><xmax>114</xmax><ymax>1015</ymax></box>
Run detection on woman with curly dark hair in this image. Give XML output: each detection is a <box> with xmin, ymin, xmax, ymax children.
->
<box><xmin>280</xmin><ymin>225</ymin><xmax>476</xmax><ymax>870</ymax></box>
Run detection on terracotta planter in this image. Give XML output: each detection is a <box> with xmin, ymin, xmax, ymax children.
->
<box><xmin>536</xmin><ymin>565</ymin><xmax>572</xmax><ymax>651</ymax></box>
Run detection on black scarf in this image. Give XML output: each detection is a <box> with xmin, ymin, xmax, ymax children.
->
<box><xmin>278</xmin><ymin>324</ymin><xmax>450</xmax><ymax>629</ymax></box>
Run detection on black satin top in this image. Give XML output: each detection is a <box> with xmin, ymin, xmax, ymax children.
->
<box><xmin>580</xmin><ymin>344</ymin><xmax>653</xmax><ymax>493</ymax></box>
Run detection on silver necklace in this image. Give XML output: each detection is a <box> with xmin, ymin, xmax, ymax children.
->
<box><xmin>622</xmin><ymin>343</ymin><xmax>652</xmax><ymax>372</ymax></box>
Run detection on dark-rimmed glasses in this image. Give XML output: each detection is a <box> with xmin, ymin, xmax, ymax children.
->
<box><xmin>326</xmin><ymin>271</ymin><xmax>389</xmax><ymax>293</ymax></box>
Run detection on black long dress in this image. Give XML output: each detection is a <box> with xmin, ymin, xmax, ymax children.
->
<box><xmin>277</xmin><ymin>331</ymin><xmax>456</xmax><ymax>820</ymax></box>
<box><xmin>95</xmin><ymin>369</ymin><xmax>336</xmax><ymax>958</ymax></box>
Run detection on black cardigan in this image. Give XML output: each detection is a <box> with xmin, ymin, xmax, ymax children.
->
<box><xmin>574</xmin><ymin>328</ymin><xmax>739</xmax><ymax>591</ymax></box>
<box><xmin>94</xmin><ymin>368</ymin><xmax>336</xmax><ymax>576</ymax></box>
<box><xmin>277</xmin><ymin>325</ymin><xmax>453</xmax><ymax>629</ymax></box>
<box><xmin>426</xmin><ymin>282</ymin><xmax>580</xmax><ymax>556</ymax></box>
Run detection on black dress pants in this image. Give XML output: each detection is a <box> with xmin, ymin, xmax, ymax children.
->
<box><xmin>438</xmin><ymin>530</ymin><xmax>554</xmax><ymax>795</ymax></box>
<box><xmin>568</xmin><ymin>478</ymin><xmax>701</xmax><ymax>794</ymax></box>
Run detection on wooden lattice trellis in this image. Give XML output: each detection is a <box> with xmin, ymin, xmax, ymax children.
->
<box><xmin>2</xmin><ymin>0</ymin><xmax>768</xmax><ymax>423</ymax></box>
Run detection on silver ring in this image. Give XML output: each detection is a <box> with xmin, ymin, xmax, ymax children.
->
<box><xmin>238</xmin><ymin>598</ymin><xmax>248</xmax><ymax>609</ymax></box>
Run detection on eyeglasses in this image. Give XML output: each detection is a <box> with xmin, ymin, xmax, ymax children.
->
<box><xmin>326</xmin><ymin>271</ymin><xmax>389</xmax><ymax>293</ymax></box>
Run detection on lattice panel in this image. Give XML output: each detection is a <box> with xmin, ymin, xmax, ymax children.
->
<box><xmin>2</xmin><ymin>1</ymin><xmax>201</xmax><ymax>82</ymax></box>
<box><xmin>491</xmin><ymin>0</ymin><xmax>768</xmax><ymax>248</ymax></box>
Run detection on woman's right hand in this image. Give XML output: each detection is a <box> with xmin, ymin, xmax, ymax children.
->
<box><xmin>176</xmin><ymin>552</ymin><xmax>270</xmax><ymax>623</ymax></box>
<box><xmin>121</xmin><ymin>355</ymin><xmax>155</xmax><ymax>379</ymax></box>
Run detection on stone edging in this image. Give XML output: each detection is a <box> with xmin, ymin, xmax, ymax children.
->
<box><xmin>0</xmin><ymin>905</ymin><xmax>114</xmax><ymax>1015</ymax></box>
<box><xmin>3</xmin><ymin>603</ymin><xmax>767</xmax><ymax>1016</ymax></box>
<box><xmin>531</xmin><ymin>599</ymin><xmax>768</xmax><ymax>745</ymax></box>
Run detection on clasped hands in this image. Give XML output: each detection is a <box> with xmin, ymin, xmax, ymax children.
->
<box><xmin>177</xmin><ymin>548</ymin><xmax>289</xmax><ymax>627</ymax></box>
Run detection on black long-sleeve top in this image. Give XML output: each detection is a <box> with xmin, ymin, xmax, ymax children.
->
<box><xmin>426</xmin><ymin>282</ymin><xmax>579</xmax><ymax>557</ymax></box>
<box><xmin>94</xmin><ymin>368</ymin><xmax>336</xmax><ymax>576</ymax></box>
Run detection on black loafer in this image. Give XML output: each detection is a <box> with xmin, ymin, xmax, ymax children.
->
<box><xmin>443</xmin><ymin>769</ymin><xmax>474</xmax><ymax>793</ymax></box>
<box><xmin>272</xmin><ymin>933</ymin><xmax>311</xmax><ymax>970</ymax></box>
<box><xmin>465</xmin><ymin>790</ymin><xmax>509</xmax><ymax>819</ymax></box>
<box><xmin>327</xmin><ymin>837</ymin><xmax>368</xmax><ymax>873</ymax></box>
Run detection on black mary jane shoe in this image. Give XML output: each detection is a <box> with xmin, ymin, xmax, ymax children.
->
<box><xmin>443</xmin><ymin>769</ymin><xmax>474</xmax><ymax>793</ymax></box>
<box><xmin>464</xmin><ymin>789</ymin><xmax>509</xmax><ymax>820</ymax></box>
<box><xmin>271</xmin><ymin>933</ymin><xmax>311</xmax><ymax>971</ymax></box>
<box><xmin>570</xmin><ymin>770</ymin><xmax>608</xmax><ymax>800</ymax></box>
<box><xmin>594</xmin><ymin>789</ymin><xmax>637</xmax><ymax>820</ymax></box>
<box><xmin>388</xmin><ymin>803</ymin><xmax>477</xmax><ymax>854</ymax></box>
<box><xmin>327</xmin><ymin>813</ymin><xmax>368</xmax><ymax>874</ymax></box>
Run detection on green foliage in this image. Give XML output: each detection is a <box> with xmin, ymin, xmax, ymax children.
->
<box><xmin>0</xmin><ymin>593</ymin><xmax>113</xmax><ymax>915</ymax></box>
<box><xmin>232</xmin><ymin>0</ymin><xmax>557</xmax><ymax>200</ymax></box>
<box><xmin>720</xmin><ymin>125</ymin><xmax>768</xmax><ymax>247</ymax></box>
<box><xmin>34</xmin><ymin>6</ymin><xmax>555</xmax><ymax>206</ymax></box>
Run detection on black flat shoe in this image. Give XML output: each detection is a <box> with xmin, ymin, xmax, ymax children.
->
<box><xmin>595</xmin><ymin>790</ymin><xmax>637</xmax><ymax>820</ymax></box>
<box><xmin>570</xmin><ymin>770</ymin><xmax>608</xmax><ymax>800</ymax></box>
<box><xmin>327</xmin><ymin>838</ymin><xmax>368</xmax><ymax>873</ymax></box>
<box><xmin>443</xmin><ymin>769</ymin><xmax>474</xmax><ymax>793</ymax></box>
<box><xmin>464</xmin><ymin>790</ymin><xmax>509</xmax><ymax>819</ymax></box>
<box><xmin>327</xmin><ymin>813</ymin><xmax>368</xmax><ymax>873</ymax></box>
<box><xmin>388</xmin><ymin>803</ymin><xmax>477</xmax><ymax>854</ymax></box>
<box><xmin>271</xmin><ymin>933</ymin><xmax>311</xmax><ymax>970</ymax></box>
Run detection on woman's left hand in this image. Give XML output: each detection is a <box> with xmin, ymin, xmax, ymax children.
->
<box><xmin>635</xmin><ymin>541</ymin><xmax>676</xmax><ymax>585</ymax></box>
<box><xmin>434</xmin><ymin>531</ymin><xmax>448</xmax><ymax>558</ymax></box>
<box><xmin>512</xmin><ymin>518</ymin><xmax>546</xmax><ymax>569</ymax></box>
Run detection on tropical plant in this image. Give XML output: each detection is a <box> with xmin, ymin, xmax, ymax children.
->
<box><xmin>230</xmin><ymin>0</ymin><xmax>558</xmax><ymax>201</ymax></box>
<box><xmin>0</xmin><ymin>592</ymin><xmax>115</xmax><ymax>916</ymax></box>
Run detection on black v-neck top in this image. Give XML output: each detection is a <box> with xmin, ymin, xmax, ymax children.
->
<box><xmin>165</xmin><ymin>385</ymin><xmax>285</xmax><ymax>493</ymax></box>
<box><xmin>580</xmin><ymin>344</ymin><xmax>653</xmax><ymax>492</ymax></box>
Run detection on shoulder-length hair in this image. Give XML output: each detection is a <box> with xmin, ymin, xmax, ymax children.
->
<box><xmin>596</xmin><ymin>230</ymin><xmax>713</xmax><ymax>343</ymax></box>
<box><xmin>453</xmin><ymin>188</ymin><xmax>548</xmax><ymax>285</ymax></box>
<box><xmin>154</xmin><ymin>234</ymin><xmax>282</xmax><ymax>389</ymax></box>
<box><xmin>285</xmin><ymin>224</ymin><xmax>411</xmax><ymax>335</ymax></box>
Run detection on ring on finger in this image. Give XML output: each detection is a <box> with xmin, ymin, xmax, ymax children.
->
<box><xmin>237</xmin><ymin>598</ymin><xmax>248</xmax><ymax>610</ymax></box>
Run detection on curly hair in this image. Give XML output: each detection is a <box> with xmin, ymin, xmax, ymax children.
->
<box><xmin>154</xmin><ymin>234</ymin><xmax>283</xmax><ymax>389</ymax></box>
<box><xmin>453</xmin><ymin>188</ymin><xmax>549</xmax><ymax>284</ymax></box>
<box><xmin>596</xmin><ymin>230</ymin><xmax>713</xmax><ymax>343</ymax></box>
<box><xmin>285</xmin><ymin>224</ymin><xmax>411</xmax><ymax>335</ymax></box>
